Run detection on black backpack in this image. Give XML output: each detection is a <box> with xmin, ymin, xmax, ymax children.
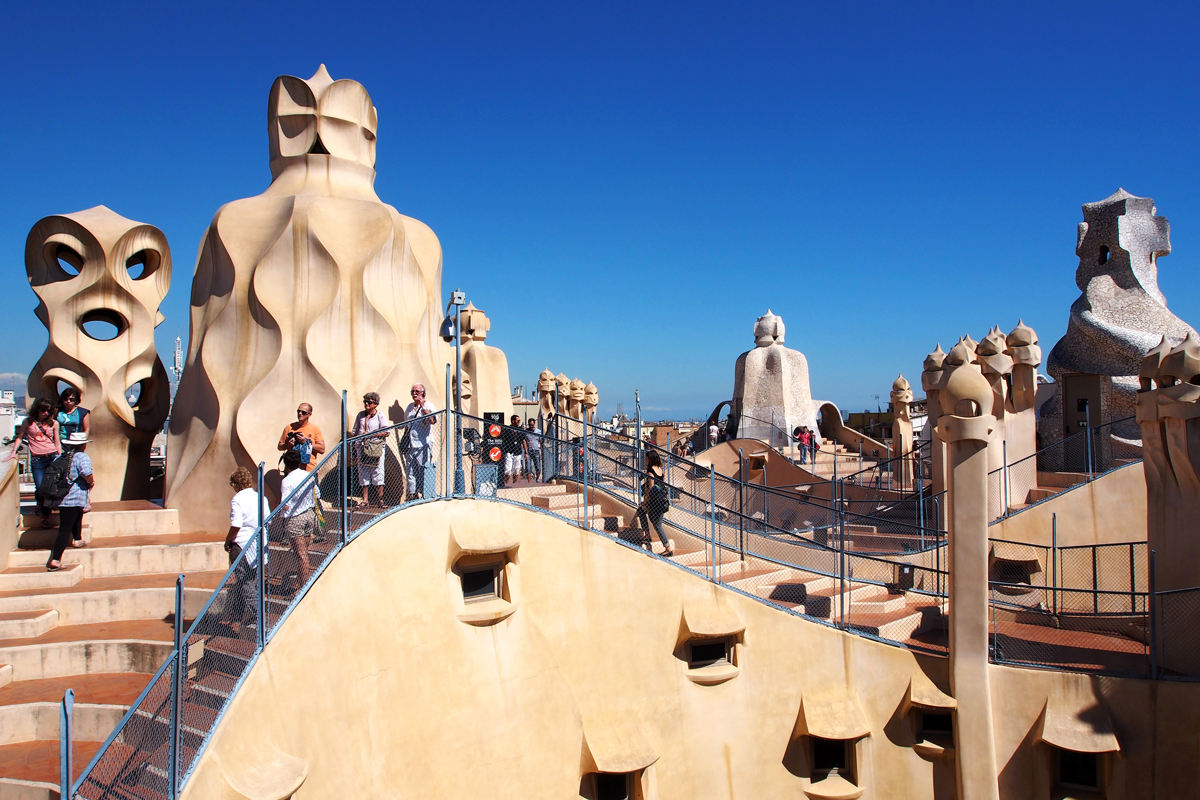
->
<box><xmin>35</xmin><ymin>452</ymin><xmax>76</xmax><ymax>506</ymax></box>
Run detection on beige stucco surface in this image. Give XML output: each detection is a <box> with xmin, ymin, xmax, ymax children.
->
<box><xmin>988</xmin><ymin>463</ymin><xmax>1146</xmax><ymax>547</ymax></box>
<box><xmin>182</xmin><ymin>500</ymin><xmax>1200</xmax><ymax>799</ymax></box>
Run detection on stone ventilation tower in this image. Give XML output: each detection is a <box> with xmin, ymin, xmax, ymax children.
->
<box><xmin>26</xmin><ymin>207</ymin><xmax>172</xmax><ymax>501</ymax></box>
<box><xmin>732</xmin><ymin>310</ymin><xmax>818</xmax><ymax>442</ymax></box>
<box><xmin>166</xmin><ymin>65</ymin><xmax>450</xmax><ymax>530</ymax></box>
<box><xmin>1042</xmin><ymin>189</ymin><xmax>1197</xmax><ymax>462</ymax></box>
<box><xmin>890</xmin><ymin>374</ymin><xmax>914</xmax><ymax>486</ymax></box>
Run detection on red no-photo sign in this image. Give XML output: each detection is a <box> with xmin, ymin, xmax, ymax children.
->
<box><xmin>488</xmin><ymin>424</ymin><xmax>502</xmax><ymax>438</ymax></box>
<box><xmin>488</xmin><ymin>446</ymin><xmax>503</xmax><ymax>462</ymax></box>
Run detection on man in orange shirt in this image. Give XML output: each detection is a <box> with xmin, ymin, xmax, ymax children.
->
<box><xmin>278</xmin><ymin>403</ymin><xmax>326</xmax><ymax>472</ymax></box>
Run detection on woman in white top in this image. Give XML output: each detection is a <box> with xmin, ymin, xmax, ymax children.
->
<box><xmin>353</xmin><ymin>392</ymin><xmax>387</xmax><ymax>507</ymax></box>
<box><xmin>224</xmin><ymin>466</ymin><xmax>271</xmax><ymax>627</ymax></box>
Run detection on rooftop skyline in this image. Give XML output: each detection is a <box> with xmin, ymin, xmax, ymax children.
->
<box><xmin>2</xmin><ymin>1</ymin><xmax>1198</xmax><ymax>419</ymax></box>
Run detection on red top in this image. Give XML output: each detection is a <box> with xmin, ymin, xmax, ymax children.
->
<box><xmin>26</xmin><ymin>421</ymin><xmax>58</xmax><ymax>456</ymax></box>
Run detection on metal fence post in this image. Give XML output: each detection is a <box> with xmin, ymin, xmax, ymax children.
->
<box><xmin>582</xmin><ymin>424</ymin><xmax>589</xmax><ymax>532</ymax></box>
<box><xmin>445</xmin><ymin>364</ymin><xmax>452</xmax><ymax>497</ymax></box>
<box><xmin>1084</xmin><ymin>400</ymin><xmax>1093</xmax><ymax>479</ymax></box>
<box><xmin>1051</xmin><ymin>513</ymin><xmax>1058</xmax><ymax>615</ymax></box>
<box><xmin>170</xmin><ymin>573</ymin><xmax>184</xmax><ymax>797</ymax></box>
<box><xmin>709</xmin><ymin>469</ymin><xmax>716</xmax><ymax>583</ymax></box>
<box><xmin>1002</xmin><ymin>440</ymin><xmax>1009</xmax><ymax>516</ymax></box>
<box><xmin>340</xmin><ymin>391</ymin><xmax>348</xmax><ymax>546</ymax></box>
<box><xmin>738</xmin><ymin>448</ymin><xmax>745</xmax><ymax>563</ymax></box>
<box><xmin>60</xmin><ymin>688</ymin><xmax>74</xmax><ymax>799</ymax></box>
<box><xmin>1149</xmin><ymin>549</ymin><xmax>1158</xmax><ymax>679</ymax></box>
<box><xmin>933</xmin><ymin>495</ymin><xmax>942</xmax><ymax>596</ymax></box>
<box><xmin>1092</xmin><ymin>542</ymin><xmax>1100</xmax><ymax>615</ymax></box>
<box><xmin>1129</xmin><ymin>543</ymin><xmax>1137</xmax><ymax>614</ymax></box>
<box><xmin>838</xmin><ymin>475</ymin><xmax>846</xmax><ymax>629</ymax></box>
<box><xmin>256</xmin><ymin>461</ymin><xmax>265</xmax><ymax>653</ymax></box>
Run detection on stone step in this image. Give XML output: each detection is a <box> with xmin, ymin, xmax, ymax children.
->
<box><xmin>850</xmin><ymin>590</ymin><xmax>910</xmax><ymax>614</ymax></box>
<box><xmin>0</xmin><ymin>611</ymin><xmax>58</xmax><ymax>640</ymax></box>
<box><xmin>0</xmin><ymin>697</ymin><xmax>127</xmax><ymax>746</ymax></box>
<box><xmin>0</xmin><ymin>619</ymin><xmax>177</xmax><ymax>682</ymax></box>
<box><xmin>495</xmin><ymin>484</ymin><xmax>567</xmax><ymax>501</ymax></box>
<box><xmin>15</xmin><ymin>524</ymin><xmax>93</xmax><ymax>550</ymax></box>
<box><xmin>531</xmin><ymin>493</ymin><xmax>587</xmax><ymax>510</ymax></box>
<box><xmin>0</xmin><ymin>740</ymin><xmax>105</xmax><ymax>793</ymax></box>
<box><xmin>0</xmin><ymin>571</ymin><xmax>223</xmax><ymax>626</ymax></box>
<box><xmin>7</xmin><ymin>533</ymin><xmax>228</xmax><ymax>578</ymax></box>
<box><xmin>0</xmin><ymin>564</ymin><xmax>84</xmax><ymax>592</ymax></box>
<box><xmin>22</xmin><ymin>501</ymin><xmax>180</xmax><ymax>538</ymax></box>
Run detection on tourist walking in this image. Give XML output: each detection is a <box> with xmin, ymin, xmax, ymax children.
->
<box><xmin>224</xmin><ymin>466</ymin><xmax>271</xmax><ymax>626</ymax></box>
<box><xmin>46</xmin><ymin>432</ymin><xmax>93</xmax><ymax>570</ymax></box>
<box><xmin>797</xmin><ymin>426</ymin><xmax>813</xmax><ymax>465</ymax></box>
<box><xmin>707</xmin><ymin>420</ymin><xmax>719</xmax><ymax>449</ymax></box>
<box><xmin>57</xmin><ymin>387</ymin><xmax>90</xmax><ymax>440</ymax></box>
<box><xmin>524</xmin><ymin>418</ymin><xmax>542</xmax><ymax>481</ymax></box>
<box><xmin>636</xmin><ymin>451</ymin><xmax>672</xmax><ymax>556</ymax></box>
<box><xmin>404</xmin><ymin>384</ymin><xmax>437</xmax><ymax>500</ymax></box>
<box><xmin>279</xmin><ymin>449</ymin><xmax>317</xmax><ymax>584</ymax></box>
<box><xmin>502</xmin><ymin>414</ymin><xmax>525</xmax><ymax>485</ymax></box>
<box><xmin>353</xmin><ymin>392</ymin><xmax>386</xmax><ymax>507</ymax></box>
<box><xmin>5</xmin><ymin>398</ymin><xmax>61</xmax><ymax>527</ymax></box>
<box><xmin>278</xmin><ymin>403</ymin><xmax>326</xmax><ymax>472</ymax></box>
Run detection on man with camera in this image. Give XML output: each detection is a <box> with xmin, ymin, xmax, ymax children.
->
<box><xmin>278</xmin><ymin>402</ymin><xmax>326</xmax><ymax>472</ymax></box>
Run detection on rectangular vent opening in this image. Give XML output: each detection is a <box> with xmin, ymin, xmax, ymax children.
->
<box><xmin>920</xmin><ymin>712</ymin><xmax>953</xmax><ymax>737</ymax></box>
<box><xmin>1057</xmin><ymin>749</ymin><xmax>1099</xmax><ymax>791</ymax></box>
<box><xmin>688</xmin><ymin>640</ymin><xmax>730</xmax><ymax>669</ymax></box>
<box><xmin>461</xmin><ymin>565</ymin><xmax>501</xmax><ymax>604</ymax></box>
<box><xmin>595</xmin><ymin>772</ymin><xmax>630</xmax><ymax>800</ymax></box>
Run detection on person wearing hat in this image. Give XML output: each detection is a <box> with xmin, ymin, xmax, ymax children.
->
<box><xmin>47</xmin><ymin>431</ymin><xmax>93</xmax><ymax>571</ymax></box>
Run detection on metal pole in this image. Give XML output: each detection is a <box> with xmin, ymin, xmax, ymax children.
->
<box><xmin>1051</xmin><ymin>513</ymin><xmax>1058</xmax><ymax>615</ymax></box>
<box><xmin>1149</xmin><ymin>549</ymin><xmax>1157</xmax><ymax>679</ymax></box>
<box><xmin>170</xmin><ymin>573</ymin><xmax>184</xmax><ymax>797</ymax></box>
<box><xmin>934</xmin><ymin>495</ymin><xmax>942</xmax><ymax>596</ymax></box>
<box><xmin>1092</xmin><ymin>542</ymin><xmax>1100</xmax><ymax>615</ymax></box>
<box><xmin>1084</xmin><ymin>400</ymin><xmax>1093</xmax><ymax>479</ymax></box>
<box><xmin>738</xmin><ymin>447</ymin><xmax>745</xmax><ymax>563</ymax></box>
<box><xmin>918</xmin><ymin>458</ymin><xmax>925</xmax><ymax>550</ymax></box>
<box><xmin>1129</xmin><ymin>543</ymin><xmax>1137</xmax><ymax>614</ymax></box>
<box><xmin>340</xmin><ymin>391</ymin><xmax>348</xmax><ymax>545</ymax></box>
<box><xmin>256</xmin><ymin>461</ymin><xmax>265</xmax><ymax>652</ymax></box>
<box><xmin>454</xmin><ymin>300</ymin><xmax>465</xmax><ymax>495</ymax></box>
<box><xmin>445</xmin><ymin>364</ymin><xmax>452</xmax><ymax>496</ymax></box>
<box><xmin>709</xmin><ymin>469</ymin><xmax>716</xmax><ymax>583</ymax></box>
<box><xmin>1002</xmin><ymin>440</ymin><xmax>1009</xmax><ymax>516</ymax></box>
<box><xmin>635</xmin><ymin>391</ymin><xmax>643</xmax><ymax>509</ymax></box>
<box><xmin>582</xmin><ymin>423</ymin><xmax>589</xmax><ymax>532</ymax></box>
<box><xmin>553</xmin><ymin>387</ymin><xmax>560</xmax><ymax>480</ymax></box>
<box><xmin>60</xmin><ymin>688</ymin><xmax>74</xmax><ymax>799</ymax></box>
<box><xmin>838</xmin><ymin>475</ymin><xmax>846</xmax><ymax>629</ymax></box>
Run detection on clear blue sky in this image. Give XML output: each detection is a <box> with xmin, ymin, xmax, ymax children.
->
<box><xmin>2</xmin><ymin>1</ymin><xmax>1197</xmax><ymax>420</ymax></box>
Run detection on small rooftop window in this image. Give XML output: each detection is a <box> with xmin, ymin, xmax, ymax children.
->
<box><xmin>1057</xmin><ymin>749</ymin><xmax>1100</xmax><ymax>792</ymax></box>
<box><xmin>460</xmin><ymin>564</ymin><xmax>502</xmax><ymax>604</ymax></box>
<box><xmin>688</xmin><ymin>639</ymin><xmax>731</xmax><ymax>669</ymax></box>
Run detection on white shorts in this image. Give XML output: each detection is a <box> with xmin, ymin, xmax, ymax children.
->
<box><xmin>358</xmin><ymin>457</ymin><xmax>385</xmax><ymax>486</ymax></box>
<box><xmin>504</xmin><ymin>453</ymin><xmax>523</xmax><ymax>475</ymax></box>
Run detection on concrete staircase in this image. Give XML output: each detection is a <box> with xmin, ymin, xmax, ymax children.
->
<box><xmin>0</xmin><ymin>501</ymin><xmax>225</xmax><ymax>798</ymax></box>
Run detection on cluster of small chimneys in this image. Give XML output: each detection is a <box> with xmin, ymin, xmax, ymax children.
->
<box><xmin>1139</xmin><ymin>332</ymin><xmax>1200</xmax><ymax>391</ymax></box>
<box><xmin>537</xmin><ymin>368</ymin><xmax>599</xmax><ymax>422</ymax></box>
<box><xmin>919</xmin><ymin>321</ymin><xmax>1041</xmax><ymax>410</ymax></box>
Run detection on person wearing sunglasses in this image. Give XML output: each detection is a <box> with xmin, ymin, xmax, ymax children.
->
<box><xmin>353</xmin><ymin>392</ymin><xmax>387</xmax><ymax>507</ymax></box>
<box><xmin>277</xmin><ymin>402</ymin><xmax>326</xmax><ymax>472</ymax></box>
<box><xmin>403</xmin><ymin>384</ymin><xmax>437</xmax><ymax>500</ymax></box>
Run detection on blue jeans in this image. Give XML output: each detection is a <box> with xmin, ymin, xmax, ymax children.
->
<box><xmin>31</xmin><ymin>454</ymin><xmax>56</xmax><ymax>513</ymax></box>
<box><xmin>798</xmin><ymin>444</ymin><xmax>808</xmax><ymax>464</ymax></box>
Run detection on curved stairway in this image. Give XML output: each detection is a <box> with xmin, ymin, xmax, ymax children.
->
<box><xmin>0</xmin><ymin>502</ymin><xmax>225</xmax><ymax>798</ymax></box>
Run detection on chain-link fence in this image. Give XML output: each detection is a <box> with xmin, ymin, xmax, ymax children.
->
<box><xmin>72</xmin><ymin>653</ymin><xmax>176</xmax><ymax>799</ymax></box>
<box><xmin>989</xmin><ymin>584</ymin><xmax>1151</xmax><ymax>677</ymax></box>
<box><xmin>989</xmin><ymin>417</ymin><xmax>1139</xmax><ymax>522</ymax></box>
